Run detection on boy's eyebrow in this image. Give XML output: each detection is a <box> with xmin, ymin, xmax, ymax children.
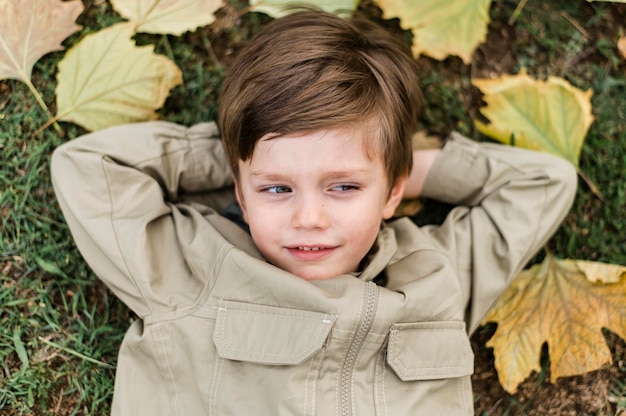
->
<box><xmin>248</xmin><ymin>172</ymin><xmax>287</xmax><ymax>181</ymax></box>
<box><xmin>249</xmin><ymin>169</ymin><xmax>372</xmax><ymax>180</ymax></box>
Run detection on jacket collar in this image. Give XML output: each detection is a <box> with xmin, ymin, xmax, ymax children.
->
<box><xmin>352</xmin><ymin>222</ymin><xmax>397</xmax><ymax>282</ymax></box>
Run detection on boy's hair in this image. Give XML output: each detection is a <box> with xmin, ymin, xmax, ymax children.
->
<box><xmin>218</xmin><ymin>10</ymin><xmax>422</xmax><ymax>188</ymax></box>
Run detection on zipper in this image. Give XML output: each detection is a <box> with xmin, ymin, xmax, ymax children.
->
<box><xmin>340</xmin><ymin>281</ymin><xmax>378</xmax><ymax>416</ymax></box>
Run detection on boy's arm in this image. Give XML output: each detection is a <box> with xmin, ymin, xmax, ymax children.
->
<box><xmin>51</xmin><ymin>121</ymin><xmax>234</xmax><ymax>318</ymax></box>
<box><xmin>417</xmin><ymin>133</ymin><xmax>577</xmax><ymax>333</ymax></box>
<box><xmin>403</xmin><ymin>148</ymin><xmax>441</xmax><ymax>199</ymax></box>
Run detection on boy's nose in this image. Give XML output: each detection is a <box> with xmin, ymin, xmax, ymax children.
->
<box><xmin>291</xmin><ymin>195</ymin><xmax>330</xmax><ymax>230</ymax></box>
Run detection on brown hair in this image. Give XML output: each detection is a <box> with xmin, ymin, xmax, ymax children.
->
<box><xmin>218</xmin><ymin>10</ymin><xmax>422</xmax><ymax>188</ymax></box>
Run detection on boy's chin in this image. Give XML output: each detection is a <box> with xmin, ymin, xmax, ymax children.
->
<box><xmin>267</xmin><ymin>254</ymin><xmax>359</xmax><ymax>280</ymax></box>
<box><xmin>288</xmin><ymin>266</ymin><xmax>353</xmax><ymax>281</ymax></box>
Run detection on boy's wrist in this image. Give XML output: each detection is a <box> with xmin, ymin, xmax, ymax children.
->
<box><xmin>403</xmin><ymin>148</ymin><xmax>441</xmax><ymax>199</ymax></box>
<box><xmin>418</xmin><ymin>133</ymin><xmax>485</xmax><ymax>204</ymax></box>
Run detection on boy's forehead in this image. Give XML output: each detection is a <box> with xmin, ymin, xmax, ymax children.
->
<box><xmin>247</xmin><ymin>126</ymin><xmax>383</xmax><ymax>161</ymax></box>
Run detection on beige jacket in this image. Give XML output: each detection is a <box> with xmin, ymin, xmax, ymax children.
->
<box><xmin>51</xmin><ymin>121</ymin><xmax>577</xmax><ymax>415</ymax></box>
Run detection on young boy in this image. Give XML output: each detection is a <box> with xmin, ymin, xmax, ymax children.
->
<box><xmin>51</xmin><ymin>10</ymin><xmax>577</xmax><ymax>416</ymax></box>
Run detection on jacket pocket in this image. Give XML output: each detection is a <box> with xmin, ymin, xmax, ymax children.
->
<box><xmin>213</xmin><ymin>300</ymin><xmax>335</xmax><ymax>364</ymax></box>
<box><xmin>387</xmin><ymin>320</ymin><xmax>474</xmax><ymax>380</ymax></box>
<box><xmin>375</xmin><ymin>321</ymin><xmax>474</xmax><ymax>415</ymax></box>
<box><xmin>209</xmin><ymin>300</ymin><xmax>335</xmax><ymax>416</ymax></box>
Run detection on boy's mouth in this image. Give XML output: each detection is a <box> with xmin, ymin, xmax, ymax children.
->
<box><xmin>287</xmin><ymin>245</ymin><xmax>337</xmax><ymax>260</ymax></box>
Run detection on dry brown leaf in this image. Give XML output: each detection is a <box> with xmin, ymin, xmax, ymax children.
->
<box><xmin>483</xmin><ymin>255</ymin><xmax>626</xmax><ymax>393</ymax></box>
<box><xmin>393</xmin><ymin>198</ymin><xmax>424</xmax><ymax>218</ymax></box>
<box><xmin>0</xmin><ymin>0</ymin><xmax>83</xmax><ymax>82</ymax></box>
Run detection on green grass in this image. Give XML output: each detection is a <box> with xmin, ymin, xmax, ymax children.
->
<box><xmin>1</xmin><ymin>80</ymin><xmax>126</xmax><ymax>414</ymax></box>
<box><xmin>1</xmin><ymin>0</ymin><xmax>625</xmax><ymax>414</ymax></box>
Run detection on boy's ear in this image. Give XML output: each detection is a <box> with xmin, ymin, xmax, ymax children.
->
<box><xmin>233</xmin><ymin>179</ymin><xmax>249</xmax><ymax>223</ymax></box>
<box><xmin>382</xmin><ymin>176</ymin><xmax>407</xmax><ymax>220</ymax></box>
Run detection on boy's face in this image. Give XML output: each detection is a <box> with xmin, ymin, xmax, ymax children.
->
<box><xmin>235</xmin><ymin>127</ymin><xmax>406</xmax><ymax>280</ymax></box>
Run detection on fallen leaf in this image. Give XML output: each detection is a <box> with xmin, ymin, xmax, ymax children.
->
<box><xmin>55</xmin><ymin>23</ymin><xmax>182</xmax><ymax>131</ymax></box>
<box><xmin>376</xmin><ymin>0</ymin><xmax>492</xmax><ymax>63</ymax></box>
<box><xmin>618</xmin><ymin>37</ymin><xmax>626</xmax><ymax>60</ymax></box>
<box><xmin>483</xmin><ymin>254</ymin><xmax>626</xmax><ymax>393</ymax></box>
<box><xmin>473</xmin><ymin>69</ymin><xmax>593</xmax><ymax>167</ymax></box>
<box><xmin>110</xmin><ymin>0</ymin><xmax>223</xmax><ymax>35</ymax></box>
<box><xmin>394</xmin><ymin>198</ymin><xmax>423</xmax><ymax>218</ymax></box>
<box><xmin>0</xmin><ymin>0</ymin><xmax>83</xmax><ymax>82</ymax></box>
<box><xmin>411</xmin><ymin>131</ymin><xmax>443</xmax><ymax>150</ymax></box>
<box><xmin>249</xmin><ymin>0</ymin><xmax>358</xmax><ymax>18</ymax></box>
<box><xmin>577</xmin><ymin>260</ymin><xmax>626</xmax><ymax>284</ymax></box>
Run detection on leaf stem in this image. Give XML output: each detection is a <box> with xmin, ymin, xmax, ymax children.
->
<box><xmin>509</xmin><ymin>0</ymin><xmax>529</xmax><ymax>25</ymax></box>
<box><xmin>24</xmin><ymin>77</ymin><xmax>64</xmax><ymax>136</ymax></box>
<box><xmin>577</xmin><ymin>168</ymin><xmax>607</xmax><ymax>204</ymax></box>
<box><xmin>34</xmin><ymin>112</ymin><xmax>64</xmax><ymax>137</ymax></box>
<box><xmin>161</xmin><ymin>34</ymin><xmax>175</xmax><ymax>62</ymax></box>
<box><xmin>544</xmin><ymin>245</ymin><xmax>552</xmax><ymax>258</ymax></box>
<box><xmin>200</xmin><ymin>30</ymin><xmax>223</xmax><ymax>72</ymax></box>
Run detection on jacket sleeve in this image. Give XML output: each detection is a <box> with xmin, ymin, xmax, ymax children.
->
<box><xmin>50</xmin><ymin>121</ymin><xmax>234</xmax><ymax>318</ymax></box>
<box><xmin>420</xmin><ymin>133</ymin><xmax>577</xmax><ymax>333</ymax></box>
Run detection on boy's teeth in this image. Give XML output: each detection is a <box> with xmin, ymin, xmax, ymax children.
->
<box><xmin>299</xmin><ymin>247</ymin><xmax>321</xmax><ymax>251</ymax></box>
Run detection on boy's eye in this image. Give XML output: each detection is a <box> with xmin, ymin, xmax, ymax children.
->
<box><xmin>262</xmin><ymin>185</ymin><xmax>292</xmax><ymax>194</ymax></box>
<box><xmin>331</xmin><ymin>184</ymin><xmax>360</xmax><ymax>192</ymax></box>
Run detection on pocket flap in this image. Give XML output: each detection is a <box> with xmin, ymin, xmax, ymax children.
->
<box><xmin>213</xmin><ymin>300</ymin><xmax>336</xmax><ymax>365</ymax></box>
<box><xmin>387</xmin><ymin>321</ymin><xmax>474</xmax><ymax>381</ymax></box>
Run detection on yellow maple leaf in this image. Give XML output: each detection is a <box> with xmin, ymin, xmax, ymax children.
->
<box><xmin>249</xmin><ymin>0</ymin><xmax>358</xmax><ymax>18</ymax></box>
<box><xmin>376</xmin><ymin>0</ymin><xmax>492</xmax><ymax>63</ymax></box>
<box><xmin>110</xmin><ymin>0</ymin><xmax>224</xmax><ymax>36</ymax></box>
<box><xmin>473</xmin><ymin>70</ymin><xmax>593</xmax><ymax>167</ymax></box>
<box><xmin>483</xmin><ymin>254</ymin><xmax>626</xmax><ymax>393</ymax></box>
<box><xmin>0</xmin><ymin>0</ymin><xmax>83</xmax><ymax>82</ymax></box>
<box><xmin>55</xmin><ymin>23</ymin><xmax>182</xmax><ymax>132</ymax></box>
